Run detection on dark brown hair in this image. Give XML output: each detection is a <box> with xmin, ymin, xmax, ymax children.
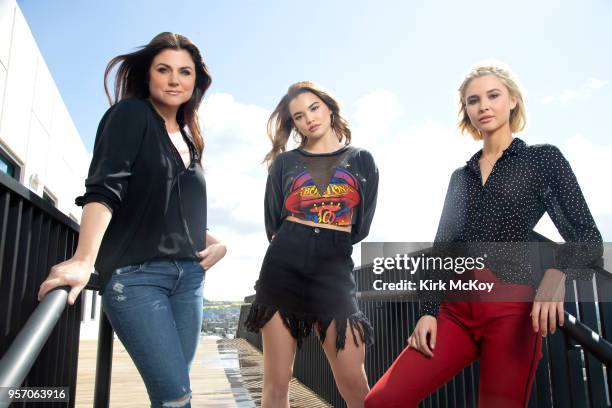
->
<box><xmin>104</xmin><ymin>32</ymin><xmax>212</xmax><ymax>155</ymax></box>
<box><xmin>264</xmin><ymin>81</ymin><xmax>351</xmax><ymax>167</ymax></box>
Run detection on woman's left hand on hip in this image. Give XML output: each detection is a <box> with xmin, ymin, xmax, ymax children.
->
<box><xmin>198</xmin><ymin>242</ymin><xmax>227</xmax><ymax>271</ymax></box>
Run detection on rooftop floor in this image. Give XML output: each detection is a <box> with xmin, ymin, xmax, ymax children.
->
<box><xmin>76</xmin><ymin>336</ymin><xmax>331</xmax><ymax>407</ymax></box>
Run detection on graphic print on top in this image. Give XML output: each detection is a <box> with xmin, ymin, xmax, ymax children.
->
<box><xmin>285</xmin><ymin>167</ymin><xmax>360</xmax><ymax>225</ymax></box>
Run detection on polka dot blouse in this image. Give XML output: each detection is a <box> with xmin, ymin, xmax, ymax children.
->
<box><xmin>421</xmin><ymin>137</ymin><xmax>603</xmax><ymax>317</ymax></box>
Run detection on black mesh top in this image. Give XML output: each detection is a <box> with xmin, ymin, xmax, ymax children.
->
<box><xmin>264</xmin><ymin>145</ymin><xmax>378</xmax><ymax>244</ymax></box>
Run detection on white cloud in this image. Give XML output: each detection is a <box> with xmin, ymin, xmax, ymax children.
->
<box><xmin>203</xmin><ymin>227</ymin><xmax>269</xmax><ymax>301</ymax></box>
<box><xmin>562</xmin><ymin>135</ymin><xmax>612</xmax><ymax>216</ymax></box>
<box><xmin>352</xmin><ymin>90</ymin><xmax>404</xmax><ymax>140</ymax></box>
<box><xmin>197</xmin><ymin>94</ymin><xmax>271</xmax><ymax>300</ymax></box>
<box><xmin>542</xmin><ymin>77</ymin><xmax>608</xmax><ymax>104</ymax></box>
<box><xmin>200</xmin><ymin>93</ymin><xmax>271</xmax><ymax>226</ymax></box>
<box><xmin>350</xmin><ymin>90</ymin><xmax>477</xmax><ymax>243</ymax></box>
<box><xmin>541</xmin><ymin>95</ymin><xmax>555</xmax><ymax>104</ymax></box>
<box><xmin>559</xmin><ymin>89</ymin><xmax>578</xmax><ymax>103</ymax></box>
<box><xmin>584</xmin><ymin>78</ymin><xmax>609</xmax><ymax>89</ymax></box>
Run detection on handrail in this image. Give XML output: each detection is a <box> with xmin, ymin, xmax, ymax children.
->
<box><xmin>0</xmin><ymin>257</ymin><xmax>110</xmax><ymax>408</ymax></box>
<box><xmin>561</xmin><ymin>311</ymin><xmax>612</xmax><ymax>366</ymax></box>
<box><xmin>84</xmin><ymin>271</ymin><xmax>114</xmax><ymax>408</ymax></box>
<box><xmin>355</xmin><ymin>274</ymin><xmax>612</xmax><ymax>367</ymax></box>
<box><xmin>357</xmin><ymin>286</ymin><xmax>612</xmax><ymax>367</ymax></box>
<box><xmin>0</xmin><ymin>287</ymin><xmax>69</xmax><ymax>407</ymax></box>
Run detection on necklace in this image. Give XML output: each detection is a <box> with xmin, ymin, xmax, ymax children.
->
<box><xmin>480</xmin><ymin>152</ymin><xmax>500</xmax><ymax>168</ymax></box>
<box><xmin>480</xmin><ymin>156</ymin><xmax>495</xmax><ymax>168</ymax></box>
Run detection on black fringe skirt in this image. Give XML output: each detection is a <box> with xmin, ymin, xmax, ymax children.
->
<box><xmin>244</xmin><ymin>220</ymin><xmax>373</xmax><ymax>350</ymax></box>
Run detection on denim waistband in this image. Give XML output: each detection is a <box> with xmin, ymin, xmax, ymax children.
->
<box><xmin>113</xmin><ymin>258</ymin><xmax>200</xmax><ymax>273</ymax></box>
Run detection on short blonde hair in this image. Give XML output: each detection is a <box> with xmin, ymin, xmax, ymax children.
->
<box><xmin>457</xmin><ymin>61</ymin><xmax>527</xmax><ymax>140</ymax></box>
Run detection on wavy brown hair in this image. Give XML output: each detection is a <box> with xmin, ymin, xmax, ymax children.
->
<box><xmin>264</xmin><ymin>81</ymin><xmax>351</xmax><ymax>167</ymax></box>
<box><xmin>458</xmin><ymin>61</ymin><xmax>526</xmax><ymax>140</ymax></box>
<box><xmin>104</xmin><ymin>32</ymin><xmax>212</xmax><ymax>156</ymax></box>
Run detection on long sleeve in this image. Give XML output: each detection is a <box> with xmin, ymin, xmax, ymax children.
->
<box><xmin>420</xmin><ymin>170</ymin><xmax>461</xmax><ymax>317</ymax></box>
<box><xmin>264</xmin><ymin>155</ymin><xmax>284</xmax><ymax>243</ymax></box>
<box><xmin>75</xmin><ymin>99</ymin><xmax>148</xmax><ymax>212</ymax></box>
<box><xmin>351</xmin><ymin>149</ymin><xmax>379</xmax><ymax>244</ymax></box>
<box><xmin>539</xmin><ymin>145</ymin><xmax>603</xmax><ymax>280</ymax></box>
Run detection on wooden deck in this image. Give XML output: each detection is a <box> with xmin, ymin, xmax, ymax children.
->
<box><xmin>75</xmin><ymin>336</ymin><xmax>331</xmax><ymax>407</ymax></box>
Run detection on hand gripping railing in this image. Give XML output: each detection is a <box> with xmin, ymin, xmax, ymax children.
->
<box><xmin>0</xmin><ymin>287</ymin><xmax>69</xmax><ymax>408</ymax></box>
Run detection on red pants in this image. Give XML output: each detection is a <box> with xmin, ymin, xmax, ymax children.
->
<box><xmin>365</xmin><ymin>272</ymin><xmax>542</xmax><ymax>408</ymax></box>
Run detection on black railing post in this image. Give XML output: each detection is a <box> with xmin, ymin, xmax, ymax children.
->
<box><xmin>93</xmin><ymin>309</ymin><xmax>114</xmax><ymax>408</ymax></box>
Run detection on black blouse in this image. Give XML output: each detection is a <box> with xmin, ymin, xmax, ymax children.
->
<box><xmin>75</xmin><ymin>98</ymin><xmax>207</xmax><ymax>293</ymax></box>
<box><xmin>421</xmin><ymin>138</ymin><xmax>603</xmax><ymax>317</ymax></box>
<box><xmin>264</xmin><ymin>145</ymin><xmax>378</xmax><ymax>244</ymax></box>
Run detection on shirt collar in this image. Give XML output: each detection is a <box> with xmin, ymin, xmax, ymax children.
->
<box><xmin>465</xmin><ymin>137</ymin><xmax>526</xmax><ymax>174</ymax></box>
<box><xmin>505</xmin><ymin>137</ymin><xmax>526</xmax><ymax>155</ymax></box>
<box><xmin>144</xmin><ymin>98</ymin><xmax>188</xmax><ymax>131</ymax></box>
<box><xmin>145</xmin><ymin>99</ymin><xmax>166</xmax><ymax>124</ymax></box>
<box><xmin>144</xmin><ymin>98</ymin><xmax>200</xmax><ymax>163</ymax></box>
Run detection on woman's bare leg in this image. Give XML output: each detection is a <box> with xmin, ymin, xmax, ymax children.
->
<box><xmin>320</xmin><ymin>320</ymin><xmax>369</xmax><ymax>408</ymax></box>
<box><xmin>261</xmin><ymin>312</ymin><xmax>297</xmax><ymax>408</ymax></box>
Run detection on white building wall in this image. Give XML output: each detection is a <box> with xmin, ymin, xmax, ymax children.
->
<box><xmin>0</xmin><ymin>0</ymin><xmax>15</xmax><ymax>123</ymax></box>
<box><xmin>0</xmin><ymin>1</ymin><xmax>90</xmax><ymax>219</ymax></box>
<box><xmin>0</xmin><ymin>0</ymin><xmax>100</xmax><ymax>339</ymax></box>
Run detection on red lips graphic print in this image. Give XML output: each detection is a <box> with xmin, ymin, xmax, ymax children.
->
<box><xmin>285</xmin><ymin>168</ymin><xmax>360</xmax><ymax>225</ymax></box>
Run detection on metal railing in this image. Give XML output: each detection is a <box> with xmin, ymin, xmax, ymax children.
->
<box><xmin>82</xmin><ymin>273</ymin><xmax>115</xmax><ymax>408</ymax></box>
<box><xmin>6</xmin><ymin>160</ymin><xmax>607</xmax><ymax>407</ymax></box>
<box><xmin>0</xmin><ymin>172</ymin><xmax>81</xmax><ymax>407</ymax></box>
<box><xmin>0</xmin><ymin>288</ymin><xmax>69</xmax><ymax>407</ymax></box>
<box><xmin>237</xmin><ymin>235</ymin><xmax>612</xmax><ymax>407</ymax></box>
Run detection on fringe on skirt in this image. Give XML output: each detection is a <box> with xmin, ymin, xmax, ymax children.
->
<box><xmin>244</xmin><ymin>302</ymin><xmax>374</xmax><ymax>351</ymax></box>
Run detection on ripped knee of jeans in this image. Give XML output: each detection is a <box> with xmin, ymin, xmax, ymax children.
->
<box><xmin>161</xmin><ymin>393</ymin><xmax>191</xmax><ymax>407</ymax></box>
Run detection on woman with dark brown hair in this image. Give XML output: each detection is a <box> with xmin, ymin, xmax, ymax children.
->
<box><xmin>245</xmin><ymin>81</ymin><xmax>379</xmax><ymax>407</ymax></box>
<box><xmin>38</xmin><ymin>32</ymin><xmax>226</xmax><ymax>407</ymax></box>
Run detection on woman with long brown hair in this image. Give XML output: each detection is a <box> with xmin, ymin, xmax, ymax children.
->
<box><xmin>38</xmin><ymin>32</ymin><xmax>226</xmax><ymax>407</ymax></box>
<box><xmin>245</xmin><ymin>81</ymin><xmax>379</xmax><ymax>407</ymax></box>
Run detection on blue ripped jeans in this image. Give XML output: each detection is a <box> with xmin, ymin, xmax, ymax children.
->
<box><xmin>102</xmin><ymin>259</ymin><xmax>205</xmax><ymax>408</ymax></box>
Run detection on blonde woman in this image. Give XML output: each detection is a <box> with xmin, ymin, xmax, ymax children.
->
<box><xmin>365</xmin><ymin>62</ymin><xmax>602</xmax><ymax>407</ymax></box>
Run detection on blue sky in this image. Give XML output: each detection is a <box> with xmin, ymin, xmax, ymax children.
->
<box><xmin>19</xmin><ymin>0</ymin><xmax>612</xmax><ymax>149</ymax></box>
<box><xmin>18</xmin><ymin>0</ymin><xmax>612</xmax><ymax>300</ymax></box>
